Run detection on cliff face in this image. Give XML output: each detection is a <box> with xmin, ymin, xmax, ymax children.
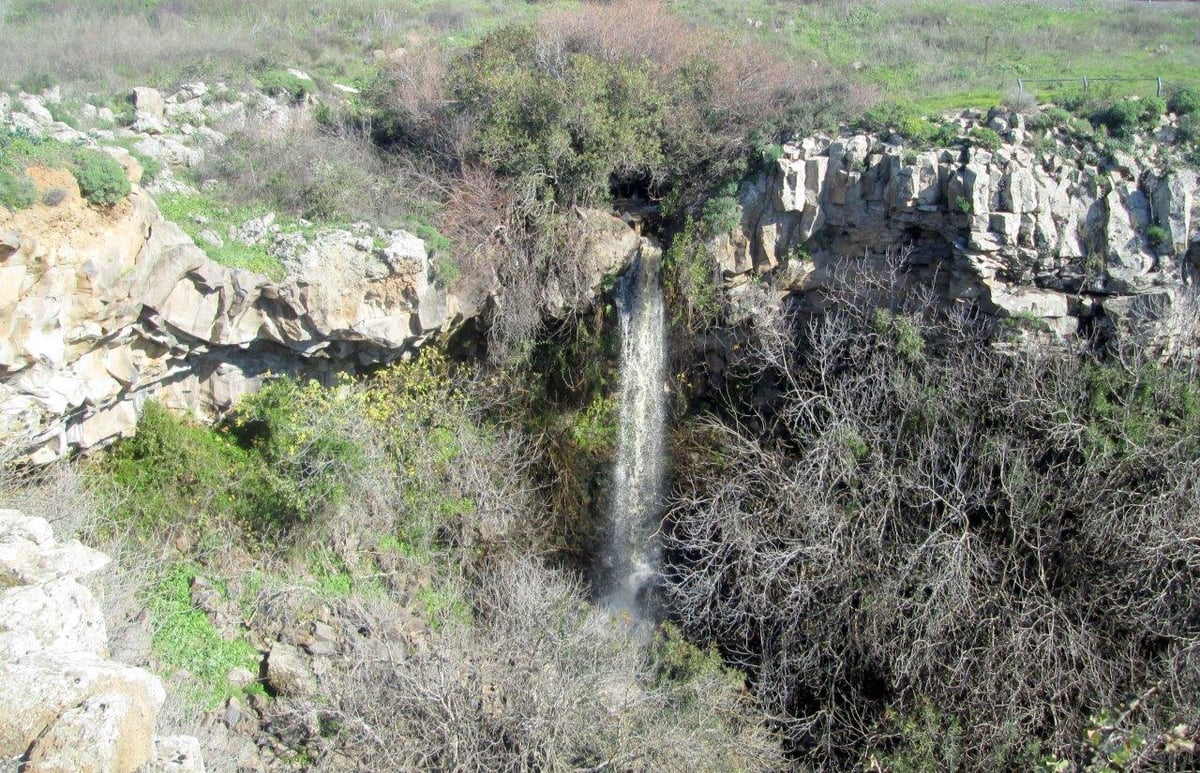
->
<box><xmin>0</xmin><ymin>175</ymin><xmax>470</xmax><ymax>462</ymax></box>
<box><xmin>0</xmin><ymin>162</ymin><xmax>640</xmax><ymax>464</ymax></box>
<box><xmin>720</xmin><ymin>108</ymin><xmax>1199</xmax><ymax>338</ymax></box>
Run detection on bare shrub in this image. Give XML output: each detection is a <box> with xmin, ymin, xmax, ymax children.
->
<box><xmin>202</xmin><ymin>113</ymin><xmax>431</xmax><ymax>227</ymax></box>
<box><xmin>664</xmin><ymin>256</ymin><xmax>1200</xmax><ymax>768</ymax></box>
<box><xmin>279</xmin><ymin>554</ymin><xmax>782</xmax><ymax>772</ymax></box>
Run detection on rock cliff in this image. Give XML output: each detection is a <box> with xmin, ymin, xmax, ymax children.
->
<box><xmin>721</xmin><ymin>108</ymin><xmax>1199</xmax><ymax>339</ymax></box>
<box><xmin>1</xmin><ymin>85</ymin><xmax>643</xmax><ymax>463</ymax></box>
<box><xmin>0</xmin><ymin>508</ymin><xmax>204</xmax><ymax>772</ymax></box>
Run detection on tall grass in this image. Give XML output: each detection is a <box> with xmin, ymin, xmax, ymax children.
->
<box><xmin>0</xmin><ymin>0</ymin><xmax>551</xmax><ymax>93</ymax></box>
<box><xmin>4</xmin><ymin>0</ymin><xmax>1196</xmax><ymax>112</ymax></box>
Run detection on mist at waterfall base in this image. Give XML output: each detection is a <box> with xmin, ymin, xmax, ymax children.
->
<box><xmin>598</xmin><ymin>247</ymin><xmax>668</xmax><ymax>622</ymax></box>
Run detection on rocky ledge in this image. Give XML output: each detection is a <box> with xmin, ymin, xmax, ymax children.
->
<box><xmin>0</xmin><ymin>509</ymin><xmax>204</xmax><ymax>772</ymax></box>
<box><xmin>722</xmin><ymin>107</ymin><xmax>1198</xmax><ymax>339</ymax></box>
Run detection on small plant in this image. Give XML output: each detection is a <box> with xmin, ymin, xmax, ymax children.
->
<box><xmin>16</xmin><ymin>71</ymin><xmax>54</xmax><ymax>95</ymax></box>
<box><xmin>0</xmin><ymin>170</ymin><xmax>37</xmax><ymax>210</ymax></box>
<box><xmin>430</xmin><ymin>255</ymin><xmax>460</xmax><ymax>287</ymax></box>
<box><xmin>699</xmin><ymin>181</ymin><xmax>742</xmax><ymax>236</ymax></box>
<box><xmin>1146</xmin><ymin>224</ymin><xmax>1169</xmax><ymax>250</ymax></box>
<box><xmin>758</xmin><ymin>142</ymin><xmax>784</xmax><ymax>166</ymax></box>
<box><xmin>1168</xmin><ymin>86</ymin><xmax>1200</xmax><ymax>117</ymax></box>
<box><xmin>71</xmin><ymin>150</ymin><xmax>130</xmax><ymax>207</ymax></box>
<box><xmin>259</xmin><ymin>69</ymin><xmax>316</xmax><ymax>102</ymax></box>
<box><xmin>147</xmin><ymin>563</ymin><xmax>263</xmax><ymax>709</ymax></box>
<box><xmin>41</xmin><ymin>187</ymin><xmax>67</xmax><ymax>207</ymax></box>
<box><xmin>45</xmin><ymin>102</ymin><xmax>77</xmax><ymax>128</ymax></box>
<box><xmin>1093</xmin><ymin>96</ymin><xmax>1165</xmax><ymax>138</ymax></box>
<box><xmin>968</xmin><ymin>127</ymin><xmax>1003</xmax><ymax>151</ymax></box>
<box><xmin>954</xmin><ymin>195</ymin><xmax>972</xmax><ymax>214</ymax></box>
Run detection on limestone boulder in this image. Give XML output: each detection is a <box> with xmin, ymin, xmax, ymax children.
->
<box><xmin>25</xmin><ymin>691</ymin><xmax>157</xmax><ymax>773</ymax></box>
<box><xmin>267</xmin><ymin>642</ymin><xmax>318</xmax><ymax>698</ymax></box>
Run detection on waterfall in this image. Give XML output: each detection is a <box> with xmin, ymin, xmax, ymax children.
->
<box><xmin>602</xmin><ymin>243</ymin><xmax>667</xmax><ymax>617</ymax></box>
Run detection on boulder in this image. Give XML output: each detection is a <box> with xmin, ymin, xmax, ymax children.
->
<box><xmin>267</xmin><ymin>642</ymin><xmax>318</xmax><ymax>697</ymax></box>
<box><xmin>131</xmin><ymin>87</ymin><xmax>165</xmax><ymax>120</ymax></box>
<box><xmin>25</xmin><ymin>691</ymin><xmax>156</xmax><ymax>773</ymax></box>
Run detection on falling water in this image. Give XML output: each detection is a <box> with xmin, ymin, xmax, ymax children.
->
<box><xmin>602</xmin><ymin>243</ymin><xmax>667</xmax><ymax>617</ymax></box>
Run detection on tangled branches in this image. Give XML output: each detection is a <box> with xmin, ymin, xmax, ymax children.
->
<box><xmin>664</xmin><ymin>259</ymin><xmax>1200</xmax><ymax>768</ymax></box>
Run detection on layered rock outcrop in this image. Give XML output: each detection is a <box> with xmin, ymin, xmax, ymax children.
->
<box><xmin>0</xmin><ymin>509</ymin><xmax>204</xmax><ymax>772</ymax></box>
<box><xmin>723</xmin><ymin>108</ymin><xmax>1199</xmax><ymax>337</ymax></box>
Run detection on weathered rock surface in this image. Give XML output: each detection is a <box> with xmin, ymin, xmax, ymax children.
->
<box><xmin>0</xmin><ymin>510</ymin><xmax>204</xmax><ymax>772</ymax></box>
<box><xmin>723</xmin><ymin>108</ymin><xmax>1199</xmax><ymax>338</ymax></box>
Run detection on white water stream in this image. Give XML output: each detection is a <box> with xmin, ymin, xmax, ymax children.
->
<box><xmin>603</xmin><ymin>245</ymin><xmax>667</xmax><ymax>616</ymax></box>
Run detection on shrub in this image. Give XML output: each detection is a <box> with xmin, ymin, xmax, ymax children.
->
<box><xmin>968</xmin><ymin>126</ymin><xmax>1003</xmax><ymax>151</ymax></box>
<box><xmin>258</xmin><ymin>68</ymin><xmax>315</xmax><ymax>102</ymax></box>
<box><xmin>71</xmin><ymin>150</ymin><xmax>130</xmax><ymax>206</ymax></box>
<box><xmin>16</xmin><ymin>70</ymin><xmax>54</xmax><ymax>94</ymax></box>
<box><xmin>663</xmin><ymin>218</ymin><xmax>722</xmax><ymax>333</ymax></box>
<box><xmin>0</xmin><ymin>169</ymin><xmax>37</xmax><ymax>210</ymax></box>
<box><xmin>663</xmin><ymin>255</ymin><xmax>1200</xmax><ymax>768</ymax></box>
<box><xmin>233</xmin><ymin>377</ymin><xmax>366</xmax><ymax>521</ymax></box>
<box><xmin>92</xmin><ymin>401</ymin><xmax>296</xmax><ymax>537</ymax></box>
<box><xmin>1168</xmin><ymin>86</ymin><xmax>1200</xmax><ymax>117</ymax></box>
<box><xmin>858</xmin><ymin>100</ymin><xmax>917</xmax><ymax>133</ymax></box>
<box><xmin>41</xmin><ymin>187</ymin><xmax>67</xmax><ymax>206</ymax></box>
<box><xmin>699</xmin><ymin>184</ymin><xmax>742</xmax><ymax>236</ymax></box>
<box><xmin>1093</xmin><ymin>96</ymin><xmax>1165</xmax><ymax>138</ymax></box>
<box><xmin>449</xmin><ymin>25</ymin><xmax>667</xmax><ymax>208</ymax></box>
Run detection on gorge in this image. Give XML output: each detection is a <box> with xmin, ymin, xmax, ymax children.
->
<box><xmin>2</xmin><ymin>1</ymin><xmax>1200</xmax><ymax>768</ymax></box>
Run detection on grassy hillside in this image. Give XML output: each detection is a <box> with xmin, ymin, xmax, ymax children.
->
<box><xmin>3</xmin><ymin>0</ymin><xmax>1198</xmax><ymax>114</ymax></box>
<box><xmin>674</xmin><ymin>0</ymin><xmax>1200</xmax><ymax>111</ymax></box>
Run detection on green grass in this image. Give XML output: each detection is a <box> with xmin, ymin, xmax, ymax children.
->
<box><xmin>672</xmin><ymin>0</ymin><xmax>1200</xmax><ymax>114</ymax></box>
<box><xmin>148</xmin><ymin>563</ymin><xmax>264</xmax><ymax>710</ymax></box>
<box><xmin>415</xmin><ymin>583</ymin><xmax>471</xmax><ymax>631</ymax></box>
<box><xmin>155</xmin><ymin>192</ymin><xmax>289</xmax><ymax>279</ymax></box>
<box><xmin>91</xmin><ymin>400</ymin><xmax>299</xmax><ymax>536</ymax></box>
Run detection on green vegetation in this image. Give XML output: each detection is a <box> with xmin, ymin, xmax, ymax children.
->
<box><xmin>70</xmin><ymin>149</ymin><xmax>130</xmax><ymax>206</ymax></box>
<box><xmin>1092</xmin><ymin>94</ymin><xmax>1166</xmax><ymax>138</ymax></box>
<box><xmin>0</xmin><ymin>128</ymin><xmax>135</xmax><ymax>209</ymax></box>
<box><xmin>967</xmin><ymin>126</ymin><xmax>1002</xmax><ymax>151</ymax></box>
<box><xmin>154</xmin><ymin>193</ymin><xmax>287</xmax><ymax>279</ymax></box>
<box><xmin>91</xmin><ymin>401</ymin><xmax>299</xmax><ymax>538</ymax></box>
<box><xmin>147</xmin><ymin>563</ymin><xmax>263</xmax><ymax>709</ymax></box>
<box><xmin>445</xmin><ymin>26</ymin><xmax>666</xmax><ymax>208</ymax></box>
<box><xmin>0</xmin><ymin>169</ymin><xmax>36</xmax><ymax>210</ymax></box>
<box><xmin>671</xmin><ymin>0</ymin><xmax>1200</xmax><ymax>114</ymax></box>
<box><xmin>1169</xmin><ymin>86</ymin><xmax>1200</xmax><ymax>117</ymax></box>
<box><xmin>258</xmin><ymin>68</ymin><xmax>315</xmax><ymax>101</ymax></box>
<box><xmin>663</xmin><ymin>219</ymin><xmax>722</xmax><ymax>333</ymax></box>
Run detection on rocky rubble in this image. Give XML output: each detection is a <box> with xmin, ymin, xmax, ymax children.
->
<box><xmin>723</xmin><ymin>107</ymin><xmax>1199</xmax><ymax>338</ymax></box>
<box><xmin>0</xmin><ymin>509</ymin><xmax>204</xmax><ymax>772</ymax></box>
<box><xmin>0</xmin><ymin>84</ymin><xmax>644</xmax><ymax>463</ymax></box>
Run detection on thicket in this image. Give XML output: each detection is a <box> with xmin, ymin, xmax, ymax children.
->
<box><xmin>663</xmin><ymin>257</ymin><xmax>1200</xmax><ymax>770</ymax></box>
<box><xmin>70</xmin><ymin>347</ymin><xmax>784</xmax><ymax>769</ymax></box>
<box><xmin>358</xmin><ymin>0</ymin><xmax>852</xmax><ymax>360</ymax></box>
